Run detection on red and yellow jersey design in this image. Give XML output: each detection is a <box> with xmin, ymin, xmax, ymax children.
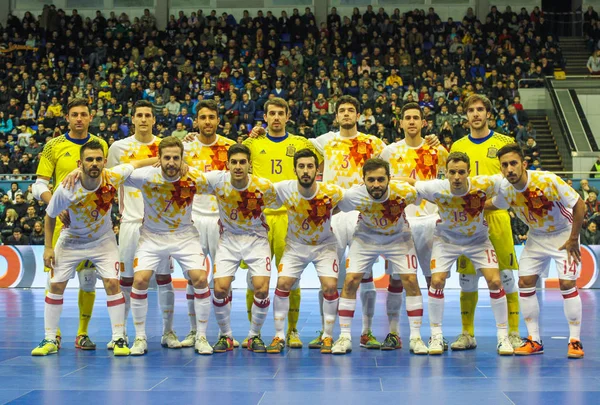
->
<box><xmin>416</xmin><ymin>175</ymin><xmax>498</xmax><ymax>243</ymax></box>
<box><xmin>337</xmin><ymin>180</ymin><xmax>418</xmax><ymax>244</ymax></box>
<box><xmin>198</xmin><ymin>171</ymin><xmax>279</xmax><ymax>237</ymax></box>
<box><xmin>107</xmin><ymin>136</ymin><xmax>161</xmax><ymax>223</ymax></box>
<box><xmin>312</xmin><ymin>131</ymin><xmax>385</xmax><ymax>188</ymax></box>
<box><xmin>46</xmin><ymin>164</ymin><xmax>133</xmax><ymax>240</ymax></box>
<box><xmin>381</xmin><ymin>139</ymin><xmax>448</xmax><ymax>217</ymax></box>
<box><xmin>493</xmin><ymin>171</ymin><xmax>581</xmax><ymax>234</ymax></box>
<box><xmin>274</xmin><ymin>180</ymin><xmax>344</xmax><ymax>245</ymax></box>
<box><xmin>450</xmin><ymin>131</ymin><xmax>514</xmax><ymax>177</ymax></box>
<box><xmin>184</xmin><ymin>135</ymin><xmax>236</xmax><ymax>216</ymax></box>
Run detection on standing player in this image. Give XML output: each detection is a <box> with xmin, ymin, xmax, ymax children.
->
<box><xmin>182</xmin><ymin>100</ymin><xmax>236</xmax><ymax>348</ymax></box>
<box><xmin>266</xmin><ymin>149</ymin><xmax>344</xmax><ymax>354</ymax></box>
<box><xmin>331</xmin><ymin>158</ymin><xmax>427</xmax><ymax>355</ymax></box>
<box><xmin>403</xmin><ymin>152</ymin><xmax>513</xmax><ymax>355</ymax></box>
<box><xmin>198</xmin><ymin>145</ymin><xmax>279</xmax><ymax>353</ymax></box>
<box><xmin>450</xmin><ymin>94</ymin><xmax>521</xmax><ymax>350</ymax></box>
<box><xmin>492</xmin><ymin>144</ymin><xmax>585</xmax><ymax>358</ymax></box>
<box><xmin>380</xmin><ymin>103</ymin><xmax>448</xmax><ymax>352</ymax></box>
<box><xmin>32</xmin><ymin>141</ymin><xmax>153</xmax><ymax>356</ymax></box>
<box><xmin>33</xmin><ymin>98</ymin><xmax>108</xmax><ymax>351</ymax></box>
<box><xmin>310</xmin><ymin>96</ymin><xmax>387</xmax><ymax>349</ymax></box>
<box><xmin>126</xmin><ymin>137</ymin><xmax>213</xmax><ymax>356</ymax></box>
<box><xmin>107</xmin><ymin>100</ymin><xmax>180</xmax><ymax>350</ymax></box>
<box><xmin>243</xmin><ymin>97</ymin><xmax>320</xmax><ymax>348</ymax></box>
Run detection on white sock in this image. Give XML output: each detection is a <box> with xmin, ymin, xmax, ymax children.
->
<box><xmin>490</xmin><ymin>289</ymin><xmax>508</xmax><ymax>338</ymax></box>
<box><xmin>157</xmin><ymin>278</ymin><xmax>175</xmax><ymax>335</ymax></box>
<box><xmin>44</xmin><ymin>292</ymin><xmax>64</xmax><ymax>340</ymax></box>
<box><xmin>249</xmin><ymin>295</ymin><xmax>270</xmax><ymax>337</ymax></box>
<box><xmin>213</xmin><ymin>296</ymin><xmax>232</xmax><ymax>337</ymax></box>
<box><xmin>428</xmin><ymin>286</ymin><xmax>445</xmax><ymax>337</ymax></box>
<box><xmin>338</xmin><ymin>297</ymin><xmax>356</xmax><ymax>338</ymax></box>
<box><xmin>405</xmin><ymin>294</ymin><xmax>423</xmax><ymax>339</ymax></box>
<box><xmin>322</xmin><ymin>291</ymin><xmax>339</xmax><ymax>339</ymax></box>
<box><xmin>318</xmin><ymin>290</ymin><xmax>325</xmax><ymax>329</ymax></box>
<box><xmin>186</xmin><ymin>284</ymin><xmax>196</xmax><ymax>332</ymax></box>
<box><xmin>273</xmin><ymin>289</ymin><xmax>290</xmax><ymax>339</ymax></box>
<box><xmin>107</xmin><ymin>292</ymin><xmax>126</xmax><ymax>341</ymax></box>
<box><xmin>119</xmin><ymin>280</ymin><xmax>132</xmax><ymax>335</ymax></box>
<box><xmin>519</xmin><ymin>286</ymin><xmax>540</xmax><ymax>342</ymax></box>
<box><xmin>386</xmin><ymin>285</ymin><xmax>403</xmax><ymax>335</ymax></box>
<box><xmin>131</xmin><ymin>288</ymin><xmax>148</xmax><ymax>340</ymax></box>
<box><xmin>360</xmin><ymin>278</ymin><xmax>376</xmax><ymax>335</ymax></box>
<box><xmin>562</xmin><ymin>287</ymin><xmax>582</xmax><ymax>341</ymax></box>
<box><xmin>193</xmin><ymin>287</ymin><xmax>211</xmax><ymax>338</ymax></box>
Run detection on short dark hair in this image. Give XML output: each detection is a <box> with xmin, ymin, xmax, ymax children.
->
<box><xmin>132</xmin><ymin>100</ymin><xmax>154</xmax><ymax>116</ymax></box>
<box><xmin>158</xmin><ymin>136</ymin><xmax>184</xmax><ymax>156</ymax></box>
<box><xmin>67</xmin><ymin>97</ymin><xmax>89</xmax><ymax>113</ymax></box>
<box><xmin>80</xmin><ymin>139</ymin><xmax>105</xmax><ymax>159</ymax></box>
<box><xmin>293</xmin><ymin>148</ymin><xmax>319</xmax><ymax>168</ymax></box>
<box><xmin>400</xmin><ymin>102</ymin><xmax>423</xmax><ymax>119</ymax></box>
<box><xmin>227</xmin><ymin>143</ymin><xmax>251</xmax><ymax>161</ymax></box>
<box><xmin>362</xmin><ymin>158</ymin><xmax>390</xmax><ymax>178</ymax></box>
<box><xmin>264</xmin><ymin>97</ymin><xmax>289</xmax><ymax>115</ymax></box>
<box><xmin>497</xmin><ymin>143</ymin><xmax>525</xmax><ymax>161</ymax></box>
<box><xmin>195</xmin><ymin>99</ymin><xmax>219</xmax><ymax>116</ymax></box>
<box><xmin>446</xmin><ymin>151</ymin><xmax>470</xmax><ymax>169</ymax></box>
<box><xmin>335</xmin><ymin>95</ymin><xmax>361</xmax><ymax>114</ymax></box>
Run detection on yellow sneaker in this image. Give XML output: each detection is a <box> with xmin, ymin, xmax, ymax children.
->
<box><xmin>113</xmin><ymin>338</ymin><xmax>130</xmax><ymax>356</ymax></box>
<box><xmin>266</xmin><ymin>337</ymin><xmax>285</xmax><ymax>354</ymax></box>
<box><xmin>286</xmin><ymin>329</ymin><xmax>303</xmax><ymax>348</ymax></box>
<box><xmin>32</xmin><ymin>339</ymin><xmax>58</xmax><ymax>356</ymax></box>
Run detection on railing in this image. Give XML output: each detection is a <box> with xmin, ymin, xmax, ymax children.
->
<box><xmin>546</xmin><ymin>77</ymin><xmax>578</xmax><ymax>152</ymax></box>
<box><xmin>544</xmin><ymin>10</ymin><xmax>584</xmax><ymax>37</ymax></box>
<box><xmin>517</xmin><ymin>78</ymin><xmax>547</xmax><ymax>89</ymax></box>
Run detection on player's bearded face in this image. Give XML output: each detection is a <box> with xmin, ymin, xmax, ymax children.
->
<box><xmin>466</xmin><ymin>102</ymin><xmax>489</xmax><ymax>130</ymax></box>
<box><xmin>197</xmin><ymin>108</ymin><xmax>219</xmax><ymax>136</ymax></box>
<box><xmin>227</xmin><ymin>153</ymin><xmax>251</xmax><ymax>181</ymax></box>
<box><xmin>295</xmin><ymin>158</ymin><xmax>317</xmax><ymax>188</ymax></box>
<box><xmin>81</xmin><ymin>150</ymin><xmax>105</xmax><ymax>179</ymax></box>
<box><xmin>364</xmin><ymin>168</ymin><xmax>389</xmax><ymax>199</ymax></box>
<box><xmin>337</xmin><ymin>104</ymin><xmax>359</xmax><ymax>129</ymax></box>
<box><xmin>499</xmin><ymin>153</ymin><xmax>526</xmax><ymax>185</ymax></box>
<box><xmin>160</xmin><ymin>147</ymin><xmax>183</xmax><ymax>178</ymax></box>
<box><xmin>447</xmin><ymin>161</ymin><xmax>470</xmax><ymax>192</ymax></box>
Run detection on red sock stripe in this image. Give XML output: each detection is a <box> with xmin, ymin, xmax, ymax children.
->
<box><xmin>428</xmin><ymin>289</ymin><xmax>444</xmax><ymax>298</ymax></box>
<box><xmin>195</xmin><ymin>291</ymin><xmax>211</xmax><ymax>299</ymax></box>
<box><xmin>156</xmin><ymin>276</ymin><xmax>172</xmax><ymax>286</ymax></box>
<box><xmin>107</xmin><ymin>296</ymin><xmax>126</xmax><ymax>307</ymax></box>
<box><xmin>119</xmin><ymin>279</ymin><xmax>133</xmax><ymax>287</ymax></box>
<box><xmin>130</xmin><ymin>292</ymin><xmax>147</xmax><ymax>300</ymax></box>
<box><xmin>520</xmin><ymin>291</ymin><xmax>536</xmax><ymax>297</ymax></box>
<box><xmin>361</xmin><ymin>277</ymin><xmax>374</xmax><ymax>283</ymax></box>
<box><xmin>388</xmin><ymin>285</ymin><xmax>404</xmax><ymax>293</ymax></box>
<box><xmin>407</xmin><ymin>309</ymin><xmax>424</xmax><ymax>317</ymax></box>
<box><xmin>186</xmin><ymin>294</ymin><xmax>195</xmax><ymax>300</ymax></box>
<box><xmin>490</xmin><ymin>289</ymin><xmax>506</xmax><ymax>299</ymax></box>
<box><xmin>562</xmin><ymin>290</ymin><xmax>579</xmax><ymax>299</ymax></box>
<box><xmin>338</xmin><ymin>310</ymin><xmax>355</xmax><ymax>317</ymax></box>
<box><xmin>226</xmin><ymin>294</ymin><xmax>232</xmax><ymax>304</ymax></box>
<box><xmin>323</xmin><ymin>291</ymin><xmax>340</xmax><ymax>301</ymax></box>
<box><xmin>45</xmin><ymin>296</ymin><xmax>63</xmax><ymax>305</ymax></box>
<box><xmin>213</xmin><ymin>298</ymin><xmax>228</xmax><ymax>307</ymax></box>
<box><xmin>275</xmin><ymin>289</ymin><xmax>290</xmax><ymax>298</ymax></box>
<box><xmin>254</xmin><ymin>298</ymin><xmax>271</xmax><ymax>308</ymax></box>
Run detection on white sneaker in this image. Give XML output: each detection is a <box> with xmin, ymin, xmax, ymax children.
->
<box><xmin>161</xmin><ymin>331</ymin><xmax>182</xmax><ymax>349</ymax></box>
<box><xmin>107</xmin><ymin>335</ymin><xmax>128</xmax><ymax>350</ymax></box>
<box><xmin>409</xmin><ymin>337</ymin><xmax>429</xmax><ymax>355</ymax></box>
<box><xmin>450</xmin><ymin>333</ymin><xmax>477</xmax><ymax>351</ymax></box>
<box><xmin>331</xmin><ymin>336</ymin><xmax>352</xmax><ymax>355</ymax></box>
<box><xmin>130</xmin><ymin>337</ymin><xmax>147</xmax><ymax>356</ymax></box>
<box><xmin>497</xmin><ymin>336</ymin><xmax>515</xmax><ymax>356</ymax></box>
<box><xmin>194</xmin><ymin>336</ymin><xmax>213</xmax><ymax>355</ymax></box>
<box><xmin>509</xmin><ymin>333</ymin><xmax>523</xmax><ymax>349</ymax></box>
<box><xmin>181</xmin><ymin>330</ymin><xmax>197</xmax><ymax>348</ymax></box>
<box><xmin>428</xmin><ymin>334</ymin><xmax>444</xmax><ymax>355</ymax></box>
<box><xmin>232</xmin><ymin>338</ymin><xmax>240</xmax><ymax>348</ymax></box>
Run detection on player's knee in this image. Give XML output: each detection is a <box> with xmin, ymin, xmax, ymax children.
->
<box><xmin>155</xmin><ymin>274</ymin><xmax>172</xmax><ymax>284</ymax></box>
<box><xmin>559</xmin><ymin>279</ymin><xmax>576</xmax><ymax>291</ymax></box>
<box><xmin>400</xmin><ymin>275</ymin><xmax>419</xmax><ymax>295</ymax></box>
<box><xmin>343</xmin><ymin>274</ymin><xmax>362</xmax><ymax>295</ymax></box>
<box><xmin>500</xmin><ymin>270</ymin><xmax>517</xmax><ymax>293</ymax></box>
<box><xmin>253</xmin><ymin>289</ymin><xmax>269</xmax><ymax>300</ymax></box>
<box><xmin>430</xmin><ymin>276</ymin><xmax>446</xmax><ymax>291</ymax></box>
<box><xmin>321</xmin><ymin>280</ymin><xmax>338</xmax><ymax>296</ymax></box>
<box><xmin>487</xmin><ymin>278</ymin><xmax>502</xmax><ymax>291</ymax></box>
<box><xmin>49</xmin><ymin>281</ymin><xmax>68</xmax><ymax>295</ymax></box>
<box><xmin>103</xmin><ymin>278</ymin><xmax>120</xmax><ymax>295</ymax></box>
<box><xmin>213</xmin><ymin>282</ymin><xmax>229</xmax><ymax>299</ymax></box>
<box><xmin>78</xmin><ymin>268</ymin><xmax>96</xmax><ymax>292</ymax></box>
<box><xmin>388</xmin><ymin>276</ymin><xmax>403</xmax><ymax>288</ymax></box>
<box><xmin>518</xmin><ymin>276</ymin><xmax>536</xmax><ymax>289</ymax></box>
<box><xmin>133</xmin><ymin>273</ymin><xmax>152</xmax><ymax>290</ymax></box>
<box><xmin>459</xmin><ymin>274</ymin><xmax>478</xmax><ymax>292</ymax></box>
<box><xmin>276</xmin><ymin>277</ymin><xmax>296</xmax><ymax>292</ymax></box>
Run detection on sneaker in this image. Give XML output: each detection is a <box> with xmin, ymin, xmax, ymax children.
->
<box><xmin>450</xmin><ymin>333</ymin><xmax>477</xmax><ymax>351</ymax></box>
<box><xmin>514</xmin><ymin>336</ymin><xmax>544</xmax><ymax>356</ymax></box>
<box><xmin>31</xmin><ymin>339</ymin><xmax>58</xmax><ymax>356</ymax></box>
<box><xmin>286</xmin><ymin>329</ymin><xmax>303</xmax><ymax>348</ymax></box>
<box><xmin>130</xmin><ymin>337</ymin><xmax>148</xmax><ymax>356</ymax></box>
<box><xmin>113</xmin><ymin>338</ymin><xmax>130</xmax><ymax>356</ymax></box>
<box><xmin>409</xmin><ymin>337</ymin><xmax>429</xmax><ymax>355</ymax></box>
<box><xmin>241</xmin><ymin>337</ymin><xmax>249</xmax><ymax>349</ymax></box>
<box><xmin>266</xmin><ymin>337</ymin><xmax>285</xmax><ymax>354</ymax></box>
<box><xmin>497</xmin><ymin>336</ymin><xmax>514</xmax><ymax>356</ymax></box>
<box><xmin>181</xmin><ymin>330</ymin><xmax>197</xmax><ymax>348</ymax></box>
<box><xmin>509</xmin><ymin>333</ymin><xmax>523</xmax><ymax>349</ymax></box>
<box><xmin>320</xmin><ymin>337</ymin><xmax>333</xmax><ymax>354</ymax></box>
<box><xmin>213</xmin><ymin>336</ymin><xmax>234</xmax><ymax>353</ymax></box>
<box><xmin>428</xmin><ymin>334</ymin><xmax>445</xmax><ymax>355</ymax></box>
<box><xmin>309</xmin><ymin>331</ymin><xmax>323</xmax><ymax>349</ymax></box>
<box><xmin>161</xmin><ymin>331</ymin><xmax>182</xmax><ymax>349</ymax></box>
<box><xmin>107</xmin><ymin>335</ymin><xmax>128</xmax><ymax>350</ymax></box>
<box><xmin>331</xmin><ymin>336</ymin><xmax>352</xmax><ymax>355</ymax></box>
<box><xmin>567</xmin><ymin>339</ymin><xmax>584</xmax><ymax>359</ymax></box>
<box><xmin>381</xmin><ymin>333</ymin><xmax>402</xmax><ymax>351</ymax></box>
<box><xmin>75</xmin><ymin>334</ymin><xmax>96</xmax><ymax>350</ymax></box>
<box><xmin>232</xmin><ymin>338</ymin><xmax>240</xmax><ymax>348</ymax></box>
<box><xmin>194</xmin><ymin>336</ymin><xmax>213</xmax><ymax>355</ymax></box>
<box><xmin>247</xmin><ymin>336</ymin><xmax>267</xmax><ymax>353</ymax></box>
<box><xmin>360</xmin><ymin>331</ymin><xmax>381</xmax><ymax>349</ymax></box>
<box><xmin>56</xmin><ymin>335</ymin><xmax>62</xmax><ymax>350</ymax></box>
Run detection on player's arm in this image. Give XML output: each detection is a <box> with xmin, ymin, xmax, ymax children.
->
<box><xmin>44</xmin><ymin>214</ymin><xmax>57</xmax><ymax>269</ymax></box>
<box><xmin>130</xmin><ymin>157</ymin><xmax>159</xmax><ymax>169</ymax></box>
<box><xmin>559</xmin><ymin>197</ymin><xmax>586</xmax><ymax>265</ymax></box>
<box><xmin>337</xmin><ymin>187</ymin><xmax>358</xmax><ymax>213</ymax></box>
<box><xmin>424</xmin><ymin>134</ymin><xmax>441</xmax><ymax>148</ymax></box>
<box><xmin>33</xmin><ymin>175</ymin><xmax>52</xmax><ymax>204</ymax></box>
<box><xmin>35</xmin><ymin>142</ymin><xmax>57</xmax><ymax>203</ymax></box>
<box><xmin>392</xmin><ymin>176</ymin><xmax>416</xmax><ymax>185</ymax></box>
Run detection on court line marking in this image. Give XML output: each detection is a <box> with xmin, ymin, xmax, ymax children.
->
<box><xmin>62</xmin><ymin>365</ymin><xmax>88</xmax><ymax>377</ymax></box>
<box><xmin>5</xmin><ymin>389</ymin><xmax>33</xmax><ymax>403</ymax></box>
<box><xmin>379</xmin><ymin>378</ymin><xmax>384</xmax><ymax>391</ymax></box>
<box><xmin>257</xmin><ymin>392</ymin><xmax>266</xmax><ymax>405</ymax></box>
<box><xmin>148</xmin><ymin>377</ymin><xmax>168</xmax><ymax>391</ymax></box>
<box><xmin>475</xmin><ymin>367</ymin><xmax>488</xmax><ymax>378</ymax></box>
<box><xmin>502</xmin><ymin>391</ymin><xmax>517</xmax><ymax>405</ymax></box>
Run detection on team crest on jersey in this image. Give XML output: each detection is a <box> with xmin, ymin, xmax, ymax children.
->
<box><xmin>531</xmin><ymin>197</ymin><xmax>543</xmax><ymax>209</ymax></box>
<box><xmin>286</xmin><ymin>145</ymin><xmax>296</xmax><ymax>157</ymax></box>
<box><xmin>390</xmin><ymin>204</ymin><xmax>402</xmax><ymax>216</ymax></box>
<box><xmin>217</xmin><ymin>150</ymin><xmax>227</xmax><ymax>161</ymax></box>
<box><xmin>317</xmin><ymin>204</ymin><xmax>327</xmax><ymax>217</ymax></box>
<box><xmin>470</xmin><ymin>196</ymin><xmax>481</xmax><ymax>209</ymax></box>
<box><xmin>423</xmin><ymin>154</ymin><xmax>434</xmax><ymax>166</ymax></box>
<box><xmin>247</xmin><ymin>198</ymin><xmax>257</xmax><ymax>210</ymax></box>
<box><xmin>487</xmin><ymin>147</ymin><xmax>498</xmax><ymax>158</ymax></box>
<box><xmin>357</xmin><ymin>142</ymin><xmax>367</xmax><ymax>154</ymax></box>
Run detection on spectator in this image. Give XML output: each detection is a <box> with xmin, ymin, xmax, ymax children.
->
<box><xmin>581</xmin><ymin>221</ymin><xmax>600</xmax><ymax>245</ymax></box>
<box><xmin>20</xmin><ymin>205</ymin><xmax>40</xmax><ymax>235</ymax></box>
<box><xmin>585</xmin><ymin>191</ymin><xmax>600</xmax><ymax>225</ymax></box>
<box><xmin>176</xmin><ymin>108</ymin><xmax>194</xmax><ymax>131</ymax></box>
<box><xmin>523</xmin><ymin>137</ymin><xmax>540</xmax><ymax>162</ymax></box>
<box><xmin>7</xmin><ymin>182</ymin><xmax>22</xmax><ymax>204</ymax></box>
<box><xmin>578</xmin><ymin>179</ymin><xmax>599</xmax><ymax>200</ymax></box>
<box><xmin>587</xmin><ymin>50</ymin><xmax>600</xmax><ymax>75</ymax></box>
<box><xmin>171</xmin><ymin>122</ymin><xmax>188</xmax><ymax>140</ymax></box>
<box><xmin>12</xmin><ymin>194</ymin><xmax>28</xmax><ymax>218</ymax></box>
<box><xmin>590</xmin><ymin>155</ymin><xmax>600</xmax><ymax>179</ymax></box>
<box><xmin>0</xmin><ymin>209</ymin><xmax>19</xmax><ymax>241</ymax></box>
<box><xmin>509</xmin><ymin>209</ymin><xmax>529</xmax><ymax>245</ymax></box>
<box><xmin>28</xmin><ymin>221</ymin><xmax>45</xmax><ymax>245</ymax></box>
<box><xmin>5</xmin><ymin>227</ymin><xmax>27</xmax><ymax>245</ymax></box>
<box><xmin>516</xmin><ymin>122</ymin><xmax>536</xmax><ymax>146</ymax></box>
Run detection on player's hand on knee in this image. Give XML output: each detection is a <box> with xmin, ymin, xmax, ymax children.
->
<box><xmin>61</xmin><ymin>168</ymin><xmax>82</xmax><ymax>190</ymax></box>
<box><xmin>58</xmin><ymin>210</ymin><xmax>71</xmax><ymax>227</ymax></box>
<box><xmin>559</xmin><ymin>237</ymin><xmax>581</xmax><ymax>265</ymax></box>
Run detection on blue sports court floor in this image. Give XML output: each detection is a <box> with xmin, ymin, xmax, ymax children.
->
<box><xmin>0</xmin><ymin>288</ymin><xmax>598</xmax><ymax>405</ymax></box>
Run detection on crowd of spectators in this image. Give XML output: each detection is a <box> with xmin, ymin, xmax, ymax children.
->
<box><xmin>0</xmin><ymin>4</ymin><xmax>566</xmax><ymax>244</ymax></box>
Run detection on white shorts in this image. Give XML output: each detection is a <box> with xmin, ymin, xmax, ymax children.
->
<box><xmin>134</xmin><ymin>227</ymin><xmax>208</xmax><ymax>274</ymax></box>
<box><xmin>119</xmin><ymin>221</ymin><xmax>171</xmax><ymax>277</ymax></box>
<box><xmin>192</xmin><ymin>213</ymin><xmax>220</xmax><ymax>264</ymax></box>
<box><xmin>346</xmin><ymin>236</ymin><xmax>418</xmax><ymax>278</ymax></box>
<box><xmin>332</xmin><ymin>210</ymin><xmax>359</xmax><ymax>254</ymax></box>
<box><xmin>278</xmin><ymin>240</ymin><xmax>340</xmax><ymax>279</ymax></box>
<box><xmin>407</xmin><ymin>215</ymin><xmax>438</xmax><ymax>277</ymax></box>
<box><xmin>519</xmin><ymin>229</ymin><xmax>581</xmax><ymax>281</ymax></box>
<box><xmin>431</xmin><ymin>236</ymin><xmax>499</xmax><ymax>274</ymax></box>
<box><xmin>52</xmin><ymin>231</ymin><xmax>119</xmax><ymax>283</ymax></box>
<box><xmin>214</xmin><ymin>232</ymin><xmax>272</xmax><ymax>279</ymax></box>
